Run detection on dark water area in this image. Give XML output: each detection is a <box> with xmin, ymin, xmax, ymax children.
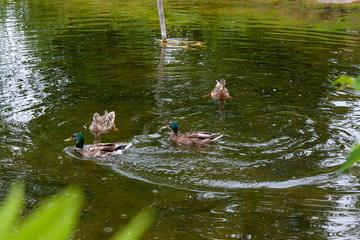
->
<box><xmin>1</xmin><ymin>0</ymin><xmax>360</xmax><ymax>239</ymax></box>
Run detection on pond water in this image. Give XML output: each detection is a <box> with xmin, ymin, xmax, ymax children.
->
<box><xmin>1</xmin><ymin>0</ymin><xmax>360</xmax><ymax>239</ymax></box>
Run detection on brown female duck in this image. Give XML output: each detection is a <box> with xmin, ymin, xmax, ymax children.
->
<box><xmin>89</xmin><ymin>111</ymin><xmax>118</xmax><ymax>132</ymax></box>
<box><xmin>203</xmin><ymin>79</ymin><xmax>232</xmax><ymax>99</ymax></box>
<box><xmin>161</xmin><ymin>121</ymin><xmax>223</xmax><ymax>145</ymax></box>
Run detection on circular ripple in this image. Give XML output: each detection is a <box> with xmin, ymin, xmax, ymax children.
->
<box><xmin>63</xmin><ymin>97</ymin><xmax>360</xmax><ymax>192</ymax></box>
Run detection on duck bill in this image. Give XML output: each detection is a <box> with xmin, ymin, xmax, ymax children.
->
<box><xmin>64</xmin><ymin>137</ymin><xmax>73</xmax><ymax>142</ymax></box>
<box><xmin>160</xmin><ymin>125</ymin><xmax>168</xmax><ymax>130</ymax></box>
<box><xmin>220</xmin><ymin>85</ymin><xmax>224</xmax><ymax>91</ymax></box>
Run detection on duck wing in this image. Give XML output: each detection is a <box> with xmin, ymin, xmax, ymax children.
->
<box><xmin>89</xmin><ymin>111</ymin><xmax>116</xmax><ymax>132</ymax></box>
<box><xmin>196</xmin><ymin>132</ymin><xmax>223</xmax><ymax>141</ymax></box>
<box><xmin>80</xmin><ymin>142</ymin><xmax>132</xmax><ymax>158</ymax></box>
<box><xmin>105</xmin><ymin>111</ymin><xmax>115</xmax><ymax>124</ymax></box>
<box><xmin>176</xmin><ymin>131</ymin><xmax>223</xmax><ymax>144</ymax></box>
<box><xmin>94</xmin><ymin>142</ymin><xmax>131</xmax><ymax>152</ymax></box>
<box><xmin>89</xmin><ymin>112</ymin><xmax>101</xmax><ymax>129</ymax></box>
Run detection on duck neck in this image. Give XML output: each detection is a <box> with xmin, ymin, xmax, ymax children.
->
<box><xmin>76</xmin><ymin>142</ymin><xmax>84</xmax><ymax>148</ymax></box>
<box><xmin>169</xmin><ymin>131</ymin><xmax>178</xmax><ymax>142</ymax></box>
<box><xmin>75</xmin><ymin>134</ymin><xmax>84</xmax><ymax>148</ymax></box>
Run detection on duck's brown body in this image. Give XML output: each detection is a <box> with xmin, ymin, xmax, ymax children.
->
<box><xmin>168</xmin><ymin>131</ymin><xmax>223</xmax><ymax>145</ymax></box>
<box><xmin>74</xmin><ymin>142</ymin><xmax>132</xmax><ymax>159</ymax></box>
<box><xmin>89</xmin><ymin>111</ymin><xmax>118</xmax><ymax>132</ymax></box>
<box><xmin>161</xmin><ymin>121</ymin><xmax>223</xmax><ymax>145</ymax></box>
<box><xmin>210</xmin><ymin>79</ymin><xmax>231</xmax><ymax>100</ymax></box>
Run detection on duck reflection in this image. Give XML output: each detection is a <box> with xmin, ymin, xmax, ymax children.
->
<box><xmin>217</xmin><ymin>99</ymin><xmax>226</xmax><ymax>111</ymax></box>
<box><xmin>171</xmin><ymin>142</ymin><xmax>220</xmax><ymax>152</ymax></box>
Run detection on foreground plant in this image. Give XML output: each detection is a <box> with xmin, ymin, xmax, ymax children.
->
<box><xmin>340</xmin><ymin>144</ymin><xmax>360</xmax><ymax>172</ymax></box>
<box><xmin>0</xmin><ymin>181</ymin><xmax>154</xmax><ymax>240</ymax></box>
<box><xmin>331</xmin><ymin>75</ymin><xmax>360</xmax><ymax>91</ymax></box>
<box><xmin>332</xmin><ymin>75</ymin><xmax>360</xmax><ymax>172</ymax></box>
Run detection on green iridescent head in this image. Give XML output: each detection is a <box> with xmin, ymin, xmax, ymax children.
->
<box><xmin>168</xmin><ymin>121</ymin><xmax>178</xmax><ymax>133</ymax></box>
<box><xmin>65</xmin><ymin>132</ymin><xmax>84</xmax><ymax>148</ymax></box>
<box><xmin>161</xmin><ymin>121</ymin><xmax>178</xmax><ymax>134</ymax></box>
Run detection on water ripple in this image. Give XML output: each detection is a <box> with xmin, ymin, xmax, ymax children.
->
<box><xmin>0</xmin><ymin>3</ymin><xmax>48</xmax><ymax>130</ymax></box>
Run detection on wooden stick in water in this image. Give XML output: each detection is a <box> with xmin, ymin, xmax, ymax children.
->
<box><xmin>157</xmin><ymin>0</ymin><xmax>167</xmax><ymax>43</ymax></box>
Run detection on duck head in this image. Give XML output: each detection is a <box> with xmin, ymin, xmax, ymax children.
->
<box><xmin>65</xmin><ymin>132</ymin><xmax>84</xmax><ymax>148</ymax></box>
<box><xmin>161</xmin><ymin>121</ymin><xmax>178</xmax><ymax>134</ymax></box>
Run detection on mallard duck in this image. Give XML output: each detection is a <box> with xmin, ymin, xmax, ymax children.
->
<box><xmin>89</xmin><ymin>111</ymin><xmax>118</xmax><ymax>132</ymax></box>
<box><xmin>202</xmin><ymin>79</ymin><xmax>232</xmax><ymax>99</ymax></box>
<box><xmin>65</xmin><ymin>132</ymin><xmax>132</xmax><ymax>159</ymax></box>
<box><xmin>160</xmin><ymin>121</ymin><xmax>223</xmax><ymax>145</ymax></box>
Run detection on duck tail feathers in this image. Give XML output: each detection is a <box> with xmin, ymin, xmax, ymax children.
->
<box><xmin>123</xmin><ymin>142</ymin><xmax>132</xmax><ymax>150</ymax></box>
<box><xmin>210</xmin><ymin>133</ymin><xmax>224</xmax><ymax>142</ymax></box>
<box><xmin>211</xmin><ymin>133</ymin><xmax>223</xmax><ymax>141</ymax></box>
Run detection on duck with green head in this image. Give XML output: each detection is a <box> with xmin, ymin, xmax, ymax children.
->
<box><xmin>160</xmin><ymin>121</ymin><xmax>223</xmax><ymax>145</ymax></box>
<box><xmin>65</xmin><ymin>132</ymin><xmax>132</xmax><ymax>159</ymax></box>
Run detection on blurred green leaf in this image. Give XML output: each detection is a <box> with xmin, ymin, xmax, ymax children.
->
<box><xmin>0</xmin><ymin>181</ymin><xmax>25</xmax><ymax>240</ymax></box>
<box><xmin>331</xmin><ymin>75</ymin><xmax>356</xmax><ymax>89</ymax></box>
<box><xmin>0</xmin><ymin>182</ymin><xmax>153</xmax><ymax>240</ymax></box>
<box><xmin>340</xmin><ymin>144</ymin><xmax>360</xmax><ymax>172</ymax></box>
<box><xmin>12</xmin><ymin>185</ymin><xmax>83</xmax><ymax>240</ymax></box>
<box><xmin>111</xmin><ymin>207</ymin><xmax>155</xmax><ymax>240</ymax></box>
<box><xmin>354</xmin><ymin>77</ymin><xmax>360</xmax><ymax>91</ymax></box>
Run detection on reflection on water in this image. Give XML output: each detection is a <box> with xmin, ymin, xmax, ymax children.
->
<box><xmin>0</xmin><ymin>3</ymin><xmax>47</xmax><ymax>127</ymax></box>
<box><xmin>1</xmin><ymin>0</ymin><xmax>360</xmax><ymax>239</ymax></box>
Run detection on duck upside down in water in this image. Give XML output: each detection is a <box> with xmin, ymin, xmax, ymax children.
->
<box><xmin>89</xmin><ymin>111</ymin><xmax>118</xmax><ymax>132</ymax></box>
<box><xmin>160</xmin><ymin>121</ymin><xmax>223</xmax><ymax>145</ymax></box>
<box><xmin>202</xmin><ymin>79</ymin><xmax>232</xmax><ymax>99</ymax></box>
<box><xmin>65</xmin><ymin>133</ymin><xmax>132</xmax><ymax>159</ymax></box>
